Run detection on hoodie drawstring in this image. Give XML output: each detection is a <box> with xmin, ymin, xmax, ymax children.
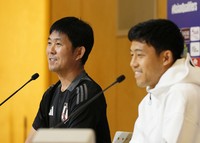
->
<box><xmin>149</xmin><ymin>93</ymin><xmax>152</xmax><ymax>105</ymax></box>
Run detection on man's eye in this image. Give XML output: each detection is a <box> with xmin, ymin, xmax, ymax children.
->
<box><xmin>56</xmin><ymin>43</ymin><xmax>62</xmax><ymax>46</ymax></box>
<box><xmin>137</xmin><ymin>53</ymin><xmax>144</xmax><ymax>57</ymax></box>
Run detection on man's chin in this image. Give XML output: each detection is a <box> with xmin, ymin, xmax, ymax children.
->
<box><xmin>49</xmin><ymin>68</ymin><xmax>57</xmax><ymax>72</ymax></box>
<box><xmin>136</xmin><ymin>82</ymin><xmax>146</xmax><ymax>88</ymax></box>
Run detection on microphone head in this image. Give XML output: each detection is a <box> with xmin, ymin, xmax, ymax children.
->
<box><xmin>31</xmin><ymin>73</ymin><xmax>39</xmax><ymax>80</ymax></box>
<box><xmin>116</xmin><ymin>75</ymin><xmax>125</xmax><ymax>83</ymax></box>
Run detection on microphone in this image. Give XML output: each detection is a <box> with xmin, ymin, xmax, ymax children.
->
<box><xmin>54</xmin><ymin>74</ymin><xmax>125</xmax><ymax>128</ymax></box>
<box><xmin>0</xmin><ymin>73</ymin><xmax>39</xmax><ymax>106</ymax></box>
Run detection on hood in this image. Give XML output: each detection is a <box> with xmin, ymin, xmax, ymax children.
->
<box><xmin>147</xmin><ymin>53</ymin><xmax>200</xmax><ymax>93</ymax></box>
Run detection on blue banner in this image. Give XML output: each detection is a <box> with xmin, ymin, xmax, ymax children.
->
<box><xmin>168</xmin><ymin>0</ymin><xmax>200</xmax><ymax>66</ymax></box>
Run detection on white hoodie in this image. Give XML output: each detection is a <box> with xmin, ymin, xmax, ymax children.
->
<box><xmin>130</xmin><ymin>54</ymin><xmax>200</xmax><ymax>143</ymax></box>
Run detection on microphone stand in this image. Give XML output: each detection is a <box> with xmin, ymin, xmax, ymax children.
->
<box><xmin>54</xmin><ymin>75</ymin><xmax>125</xmax><ymax>128</ymax></box>
<box><xmin>0</xmin><ymin>73</ymin><xmax>39</xmax><ymax>106</ymax></box>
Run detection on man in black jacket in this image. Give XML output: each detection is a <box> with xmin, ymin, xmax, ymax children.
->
<box><xmin>25</xmin><ymin>17</ymin><xmax>111</xmax><ymax>143</ymax></box>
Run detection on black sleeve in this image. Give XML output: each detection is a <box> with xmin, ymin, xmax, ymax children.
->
<box><xmin>32</xmin><ymin>91</ymin><xmax>49</xmax><ymax>130</ymax></box>
<box><xmin>32</xmin><ymin>83</ymin><xmax>59</xmax><ymax>130</ymax></box>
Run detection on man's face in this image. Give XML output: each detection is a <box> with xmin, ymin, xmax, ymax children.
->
<box><xmin>130</xmin><ymin>41</ymin><xmax>166</xmax><ymax>89</ymax></box>
<box><xmin>46</xmin><ymin>31</ymin><xmax>78</xmax><ymax>74</ymax></box>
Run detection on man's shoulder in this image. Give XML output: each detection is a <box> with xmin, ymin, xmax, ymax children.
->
<box><xmin>79</xmin><ymin>74</ymin><xmax>102</xmax><ymax>90</ymax></box>
<box><xmin>42</xmin><ymin>81</ymin><xmax>61</xmax><ymax>98</ymax></box>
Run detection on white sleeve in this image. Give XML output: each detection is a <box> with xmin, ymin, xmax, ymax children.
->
<box><xmin>162</xmin><ymin>84</ymin><xmax>200</xmax><ymax>143</ymax></box>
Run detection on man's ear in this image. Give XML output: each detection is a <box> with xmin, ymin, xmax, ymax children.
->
<box><xmin>162</xmin><ymin>50</ymin><xmax>173</xmax><ymax>66</ymax></box>
<box><xmin>75</xmin><ymin>46</ymin><xmax>85</xmax><ymax>60</ymax></box>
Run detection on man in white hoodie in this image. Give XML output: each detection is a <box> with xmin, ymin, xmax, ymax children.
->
<box><xmin>128</xmin><ymin>19</ymin><xmax>200</xmax><ymax>143</ymax></box>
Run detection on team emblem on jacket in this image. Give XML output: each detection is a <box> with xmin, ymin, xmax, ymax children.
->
<box><xmin>61</xmin><ymin>102</ymin><xmax>68</xmax><ymax>121</ymax></box>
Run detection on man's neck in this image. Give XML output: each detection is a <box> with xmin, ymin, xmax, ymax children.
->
<box><xmin>58</xmin><ymin>68</ymin><xmax>85</xmax><ymax>92</ymax></box>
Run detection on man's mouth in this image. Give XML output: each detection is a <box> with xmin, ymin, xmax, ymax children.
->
<box><xmin>49</xmin><ymin>57</ymin><xmax>57</xmax><ymax>62</ymax></box>
<box><xmin>135</xmin><ymin>71</ymin><xmax>142</xmax><ymax>78</ymax></box>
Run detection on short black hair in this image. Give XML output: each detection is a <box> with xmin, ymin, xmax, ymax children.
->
<box><xmin>50</xmin><ymin>17</ymin><xmax>94</xmax><ymax>65</ymax></box>
<box><xmin>128</xmin><ymin>19</ymin><xmax>184</xmax><ymax>61</ymax></box>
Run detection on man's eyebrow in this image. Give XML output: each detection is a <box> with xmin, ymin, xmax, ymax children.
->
<box><xmin>130</xmin><ymin>48</ymin><xmax>143</xmax><ymax>52</ymax></box>
<box><xmin>48</xmin><ymin>37</ymin><xmax>62</xmax><ymax>41</ymax></box>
